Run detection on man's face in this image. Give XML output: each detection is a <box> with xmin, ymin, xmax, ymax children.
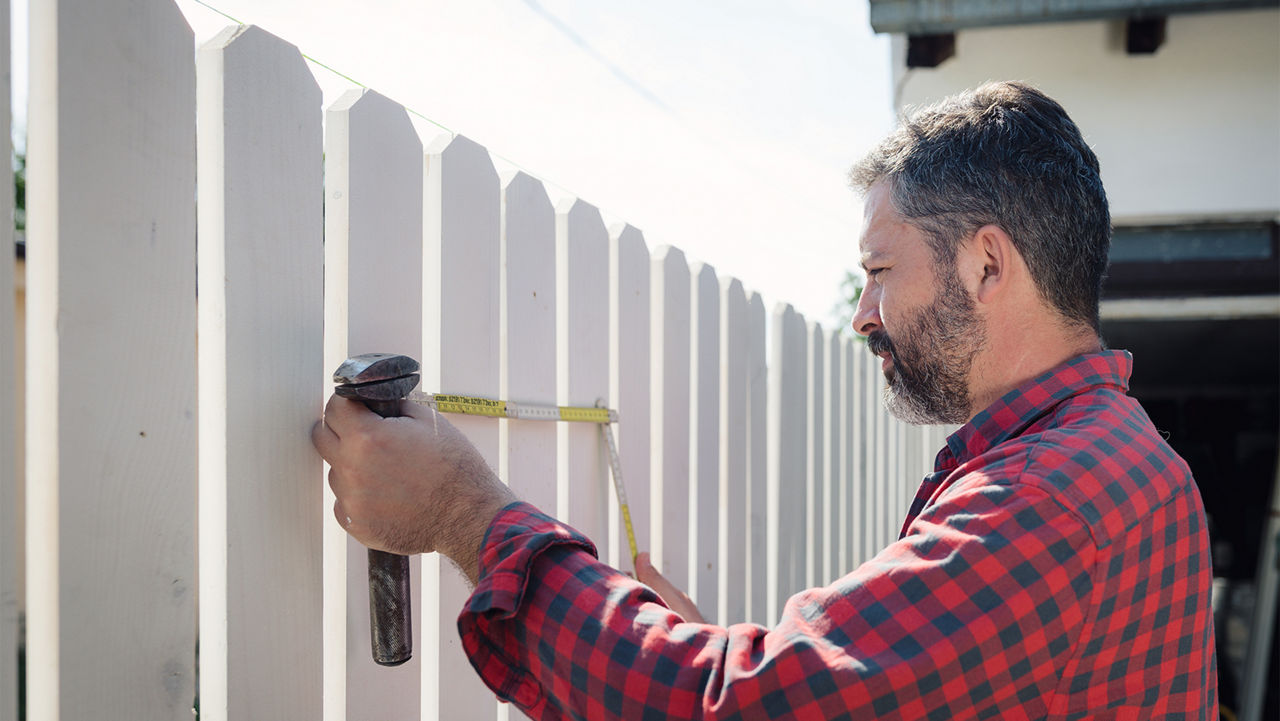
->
<box><xmin>852</xmin><ymin>183</ymin><xmax>985</xmax><ymax>425</ymax></box>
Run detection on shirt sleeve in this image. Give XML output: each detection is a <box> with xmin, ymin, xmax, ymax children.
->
<box><xmin>459</xmin><ymin>481</ymin><xmax>1098</xmax><ymax>720</ymax></box>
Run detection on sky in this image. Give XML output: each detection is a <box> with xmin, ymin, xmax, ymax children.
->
<box><xmin>16</xmin><ymin>0</ymin><xmax>896</xmax><ymax>327</ymax></box>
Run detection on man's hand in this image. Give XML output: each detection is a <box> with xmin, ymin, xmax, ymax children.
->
<box><xmin>634</xmin><ymin>552</ymin><xmax>706</xmax><ymax>623</ymax></box>
<box><xmin>312</xmin><ymin>395</ymin><xmax>516</xmax><ymax>584</ymax></box>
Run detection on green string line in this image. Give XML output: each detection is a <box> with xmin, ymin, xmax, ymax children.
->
<box><xmin>188</xmin><ymin>0</ymin><xmax>584</xmax><ymax>204</ymax></box>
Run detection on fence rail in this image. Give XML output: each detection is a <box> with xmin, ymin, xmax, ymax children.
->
<box><xmin>1</xmin><ymin>2</ymin><xmax>950</xmax><ymax>718</ymax></box>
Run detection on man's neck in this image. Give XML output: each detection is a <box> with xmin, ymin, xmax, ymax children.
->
<box><xmin>966</xmin><ymin>324</ymin><xmax>1102</xmax><ymax>422</ymax></box>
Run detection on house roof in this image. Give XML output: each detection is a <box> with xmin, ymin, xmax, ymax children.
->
<box><xmin>868</xmin><ymin>0</ymin><xmax>1278</xmax><ymax>34</ymax></box>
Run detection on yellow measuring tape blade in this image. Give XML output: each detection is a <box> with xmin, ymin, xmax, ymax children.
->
<box><xmin>409</xmin><ymin>389</ymin><xmax>638</xmax><ymax>564</ymax></box>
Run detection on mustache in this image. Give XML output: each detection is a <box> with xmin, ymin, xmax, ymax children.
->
<box><xmin>866</xmin><ymin>330</ymin><xmax>894</xmax><ymax>358</ymax></box>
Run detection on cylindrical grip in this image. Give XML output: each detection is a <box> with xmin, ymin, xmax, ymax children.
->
<box><xmin>365</xmin><ymin>395</ymin><xmax>412</xmax><ymax>666</ymax></box>
<box><xmin>368</xmin><ymin>548</ymin><xmax>412</xmax><ymax>666</ymax></box>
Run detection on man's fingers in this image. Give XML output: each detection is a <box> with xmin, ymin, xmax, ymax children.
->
<box><xmin>321</xmin><ymin>393</ymin><xmax>378</xmax><ymax>435</ymax></box>
<box><xmin>312</xmin><ymin>418</ymin><xmax>341</xmax><ymax>462</ymax></box>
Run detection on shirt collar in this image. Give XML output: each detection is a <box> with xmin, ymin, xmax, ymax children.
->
<box><xmin>935</xmin><ymin>349</ymin><xmax>1133</xmax><ymax>471</ymax></box>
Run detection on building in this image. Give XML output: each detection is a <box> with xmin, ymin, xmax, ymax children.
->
<box><xmin>867</xmin><ymin>1</ymin><xmax>1279</xmax><ymax>718</ymax></box>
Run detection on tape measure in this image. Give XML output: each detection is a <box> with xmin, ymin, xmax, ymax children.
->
<box><xmin>407</xmin><ymin>390</ymin><xmax>639</xmax><ymax>563</ymax></box>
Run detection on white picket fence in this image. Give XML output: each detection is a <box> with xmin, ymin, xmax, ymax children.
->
<box><xmin>0</xmin><ymin>2</ymin><xmax>950</xmax><ymax>719</ymax></box>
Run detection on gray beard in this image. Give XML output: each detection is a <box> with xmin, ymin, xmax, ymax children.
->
<box><xmin>869</xmin><ymin>271</ymin><xmax>985</xmax><ymax>426</ymax></box>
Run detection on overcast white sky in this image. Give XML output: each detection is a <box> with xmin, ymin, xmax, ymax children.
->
<box><xmin>16</xmin><ymin>0</ymin><xmax>896</xmax><ymax>326</ymax></box>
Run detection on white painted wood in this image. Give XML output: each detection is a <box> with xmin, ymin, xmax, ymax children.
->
<box><xmin>744</xmin><ymin>293</ymin><xmax>768</xmax><ymax>625</ymax></box>
<box><xmin>842</xmin><ymin>338</ymin><xmax>857</xmax><ymax>575</ymax></box>
<box><xmin>649</xmin><ymin>246</ymin><xmax>691</xmax><ymax>591</ymax></box>
<box><xmin>861</xmin><ymin>342</ymin><xmax>879</xmax><ymax>564</ymax></box>
<box><xmin>501</xmin><ymin>172</ymin><xmax>557</xmax><ymax>517</ymax></box>
<box><xmin>718</xmin><ymin>277</ymin><xmax>747</xmax><ymax>625</ymax></box>
<box><xmin>767</xmin><ymin>304</ymin><xmax>807</xmax><ymax>625</ymax></box>
<box><xmin>827</xmin><ymin>329</ymin><xmax>843</xmax><ymax>584</ymax></box>
<box><xmin>197</xmin><ymin>26</ymin><xmax>324</xmax><ymax>721</ymax></box>
<box><xmin>26</xmin><ymin>1</ymin><xmax>196</xmax><ymax>717</ymax></box>
<box><xmin>805</xmin><ymin>322</ymin><xmax>824</xmax><ymax>589</ymax></box>
<box><xmin>689</xmin><ymin>262</ymin><xmax>720</xmax><ymax>619</ymax></box>
<box><xmin>422</xmin><ymin>133</ymin><xmax>502</xmax><ymax>721</ymax></box>
<box><xmin>556</xmin><ymin>199</ymin><xmax>610</xmax><ymax>560</ymax></box>
<box><xmin>872</xmin><ymin>359</ymin><xmax>888</xmax><ymax>554</ymax></box>
<box><xmin>608</xmin><ymin>224</ymin><xmax>650</xmax><ymax>573</ymax></box>
<box><xmin>0</xmin><ymin>1</ymin><xmax>14</xmax><ymax>716</ymax></box>
<box><xmin>324</xmin><ymin>87</ymin><xmax>425</xmax><ymax>721</ymax></box>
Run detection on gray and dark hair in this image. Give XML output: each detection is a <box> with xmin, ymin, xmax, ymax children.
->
<box><xmin>849</xmin><ymin>81</ymin><xmax>1111</xmax><ymax>332</ymax></box>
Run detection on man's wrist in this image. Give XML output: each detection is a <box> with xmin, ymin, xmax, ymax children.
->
<box><xmin>435</xmin><ymin>483</ymin><xmax>518</xmax><ymax>585</ymax></box>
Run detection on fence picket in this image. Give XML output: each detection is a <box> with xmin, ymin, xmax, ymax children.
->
<box><xmin>197</xmin><ymin>25</ymin><xmax>324</xmax><ymax>720</ymax></box>
<box><xmin>690</xmin><ymin>263</ymin><xmax>721</xmax><ymax>619</ymax></box>
<box><xmin>26</xmin><ymin>1</ymin><xmax>197</xmax><ymax>717</ymax></box>
<box><xmin>768</xmin><ymin>305</ymin><xmax>808</xmax><ymax>624</ymax></box>
<box><xmin>650</xmin><ymin>246</ymin><xmax>691</xmax><ymax>590</ymax></box>
<box><xmin>827</xmin><ymin>329</ymin><xmax>844</xmax><ymax>584</ymax></box>
<box><xmin>323</xmin><ymin>87</ymin><xmax>425</xmax><ymax>721</ymax></box>
<box><xmin>745</xmin><ymin>293</ymin><xmax>768</xmax><ymax>625</ymax></box>
<box><xmin>609</xmin><ymin>224</ymin><xmax>651</xmax><ymax>573</ymax></box>
<box><xmin>718</xmin><ymin>278</ymin><xmax>747</xmax><ymax>625</ymax></box>
<box><xmin>501</xmin><ymin>172</ymin><xmax>557</xmax><ymax>517</ymax></box>
<box><xmin>806</xmin><ymin>323</ymin><xmax>824</xmax><ymax>588</ymax></box>
<box><xmin>843</xmin><ymin>337</ymin><xmax>858</xmax><ymax>574</ymax></box>
<box><xmin>556</xmin><ymin>200</ymin><xmax>611</xmax><ymax>559</ymax></box>
<box><xmin>422</xmin><ymin>134</ymin><xmax>502</xmax><ymax>721</ymax></box>
<box><xmin>0</xmin><ymin>0</ymin><xmax>14</xmax><ymax>716</ymax></box>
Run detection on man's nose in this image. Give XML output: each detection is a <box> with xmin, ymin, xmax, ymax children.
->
<box><xmin>851</xmin><ymin>283</ymin><xmax>881</xmax><ymax>338</ymax></box>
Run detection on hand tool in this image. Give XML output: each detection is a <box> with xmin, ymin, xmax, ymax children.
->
<box><xmin>333</xmin><ymin>352</ymin><xmax>420</xmax><ymax>667</ymax></box>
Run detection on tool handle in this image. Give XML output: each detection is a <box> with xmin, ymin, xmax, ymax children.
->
<box><xmin>363</xmin><ymin>395</ymin><xmax>413</xmax><ymax>666</ymax></box>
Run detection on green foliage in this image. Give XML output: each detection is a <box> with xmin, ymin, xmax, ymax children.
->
<box><xmin>831</xmin><ymin>269</ymin><xmax>864</xmax><ymax>338</ymax></box>
<box><xmin>14</xmin><ymin>148</ymin><xmax>24</xmax><ymax>233</ymax></box>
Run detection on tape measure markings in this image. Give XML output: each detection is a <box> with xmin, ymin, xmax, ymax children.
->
<box><xmin>408</xmin><ymin>389</ymin><xmax>638</xmax><ymax>563</ymax></box>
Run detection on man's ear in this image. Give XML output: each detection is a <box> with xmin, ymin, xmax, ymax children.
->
<box><xmin>967</xmin><ymin>224</ymin><xmax>1018</xmax><ymax>304</ymax></box>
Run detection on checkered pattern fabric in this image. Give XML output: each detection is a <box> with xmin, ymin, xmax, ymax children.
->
<box><xmin>458</xmin><ymin>350</ymin><xmax>1218</xmax><ymax>719</ymax></box>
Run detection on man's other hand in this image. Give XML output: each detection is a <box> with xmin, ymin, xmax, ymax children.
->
<box><xmin>634</xmin><ymin>552</ymin><xmax>707</xmax><ymax>623</ymax></box>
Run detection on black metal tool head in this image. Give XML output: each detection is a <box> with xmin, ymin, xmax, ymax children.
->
<box><xmin>333</xmin><ymin>353</ymin><xmax>421</xmax><ymax>405</ymax></box>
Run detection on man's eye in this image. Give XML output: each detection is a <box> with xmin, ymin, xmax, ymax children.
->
<box><xmin>867</xmin><ymin>268</ymin><xmax>885</xmax><ymax>279</ymax></box>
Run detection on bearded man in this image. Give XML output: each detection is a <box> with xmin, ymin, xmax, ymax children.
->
<box><xmin>313</xmin><ymin>81</ymin><xmax>1218</xmax><ymax>719</ymax></box>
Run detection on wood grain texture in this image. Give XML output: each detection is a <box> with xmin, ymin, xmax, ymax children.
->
<box><xmin>826</xmin><ymin>328</ymin><xmax>843</xmax><ymax>584</ymax></box>
<box><xmin>26</xmin><ymin>1</ymin><xmax>197</xmax><ymax>717</ymax></box>
<box><xmin>323</xmin><ymin>87</ymin><xmax>425</xmax><ymax>721</ymax></box>
<box><xmin>197</xmin><ymin>25</ymin><xmax>323</xmax><ymax>721</ymax></box>
<box><xmin>718</xmin><ymin>277</ymin><xmax>747</xmax><ymax>625</ymax></box>
<box><xmin>556</xmin><ymin>200</ymin><xmax>611</xmax><ymax>559</ymax></box>
<box><xmin>689</xmin><ymin>262</ymin><xmax>720</xmax><ymax>619</ymax></box>
<box><xmin>501</xmin><ymin>172</ymin><xmax>557</xmax><ymax>517</ymax></box>
<box><xmin>609</xmin><ymin>224</ymin><xmax>650</xmax><ymax>573</ymax></box>
<box><xmin>767</xmin><ymin>304</ymin><xmax>807</xmax><ymax>625</ymax></box>
<box><xmin>744</xmin><ymin>293</ymin><xmax>768</xmax><ymax>625</ymax></box>
<box><xmin>422</xmin><ymin>133</ymin><xmax>501</xmax><ymax>721</ymax></box>
<box><xmin>649</xmin><ymin>246</ymin><xmax>691</xmax><ymax>590</ymax></box>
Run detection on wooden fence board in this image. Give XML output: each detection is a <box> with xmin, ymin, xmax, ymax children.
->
<box><xmin>323</xmin><ymin>87</ymin><xmax>425</xmax><ymax>721</ymax></box>
<box><xmin>745</xmin><ymin>293</ymin><xmax>768</xmax><ymax>625</ymax></box>
<box><xmin>422</xmin><ymin>134</ymin><xmax>501</xmax><ymax>721</ymax></box>
<box><xmin>861</xmin><ymin>342</ymin><xmax>879</xmax><ymax>564</ymax></box>
<box><xmin>650</xmin><ymin>246</ymin><xmax>691</xmax><ymax>591</ymax></box>
<box><xmin>827</xmin><ymin>329</ymin><xmax>844</xmax><ymax>584</ymax></box>
<box><xmin>842</xmin><ymin>338</ymin><xmax>857</xmax><ymax>575</ymax></box>
<box><xmin>690</xmin><ymin>263</ymin><xmax>720</xmax><ymax>619</ymax></box>
<box><xmin>26</xmin><ymin>1</ymin><xmax>197</xmax><ymax>717</ymax></box>
<box><xmin>806</xmin><ymin>322</ymin><xmax>824</xmax><ymax>589</ymax></box>
<box><xmin>197</xmin><ymin>25</ymin><xmax>324</xmax><ymax>721</ymax></box>
<box><xmin>768</xmin><ymin>304</ymin><xmax>807</xmax><ymax>624</ymax></box>
<box><xmin>609</xmin><ymin>224</ymin><xmax>650</xmax><ymax>573</ymax></box>
<box><xmin>0</xmin><ymin>0</ymin><xmax>13</xmax><ymax>715</ymax></box>
<box><xmin>556</xmin><ymin>200</ymin><xmax>610</xmax><ymax>559</ymax></box>
<box><xmin>501</xmin><ymin>172</ymin><xmax>557</xmax><ymax>517</ymax></box>
<box><xmin>718</xmin><ymin>277</ymin><xmax>747</xmax><ymax>625</ymax></box>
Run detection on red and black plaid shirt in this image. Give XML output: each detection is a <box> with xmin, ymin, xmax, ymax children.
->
<box><xmin>459</xmin><ymin>350</ymin><xmax>1218</xmax><ymax>719</ymax></box>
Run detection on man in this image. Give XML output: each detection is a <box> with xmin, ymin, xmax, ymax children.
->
<box><xmin>313</xmin><ymin>81</ymin><xmax>1218</xmax><ymax>719</ymax></box>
